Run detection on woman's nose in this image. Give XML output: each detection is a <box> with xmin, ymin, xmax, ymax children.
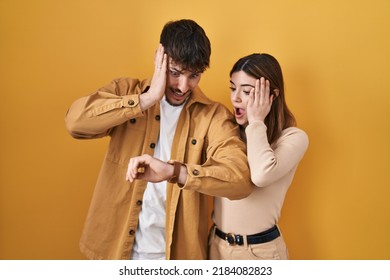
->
<box><xmin>231</xmin><ymin>91</ymin><xmax>241</xmax><ymax>102</ymax></box>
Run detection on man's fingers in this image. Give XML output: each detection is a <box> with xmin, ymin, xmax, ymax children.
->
<box><xmin>126</xmin><ymin>154</ymin><xmax>152</xmax><ymax>182</ymax></box>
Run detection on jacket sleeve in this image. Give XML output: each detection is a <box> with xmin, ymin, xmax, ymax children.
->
<box><xmin>183</xmin><ymin>105</ymin><xmax>253</xmax><ymax>200</ymax></box>
<box><xmin>245</xmin><ymin>121</ymin><xmax>309</xmax><ymax>188</ymax></box>
<box><xmin>65</xmin><ymin>78</ymin><xmax>145</xmax><ymax>139</ymax></box>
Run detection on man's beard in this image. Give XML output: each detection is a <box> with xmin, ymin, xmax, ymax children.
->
<box><xmin>166</xmin><ymin>89</ymin><xmax>191</xmax><ymax>106</ymax></box>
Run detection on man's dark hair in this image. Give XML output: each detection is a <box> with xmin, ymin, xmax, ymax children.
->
<box><xmin>160</xmin><ymin>19</ymin><xmax>211</xmax><ymax>73</ymax></box>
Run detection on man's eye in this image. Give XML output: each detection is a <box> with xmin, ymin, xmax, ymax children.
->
<box><xmin>170</xmin><ymin>71</ymin><xmax>180</xmax><ymax>77</ymax></box>
<box><xmin>190</xmin><ymin>73</ymin><xmax>199</xmax><ymax>79</ymax></box>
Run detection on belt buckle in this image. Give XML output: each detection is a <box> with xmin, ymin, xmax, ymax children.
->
<box><xmin>225</xmin><ymin>233</ymin><xmax>237</xmax><ymax>245</ymax></box>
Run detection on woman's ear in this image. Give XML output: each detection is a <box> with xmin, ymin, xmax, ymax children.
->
<box><xmin>273</xmin><ymin>89</ymin><xmax>280</xmax><ymax>97</ymax></box>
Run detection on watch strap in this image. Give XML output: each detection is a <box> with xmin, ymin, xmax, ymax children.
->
<box><xmin>168</xmin><ymin>160</ymin><xmax>181</xmax><ymax>184</ymax></box>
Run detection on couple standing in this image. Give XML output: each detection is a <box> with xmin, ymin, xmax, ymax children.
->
<box><xmin>65</xmin><ymin>19</ymin><xmax>308</xmax><ymax>260</ymax></box>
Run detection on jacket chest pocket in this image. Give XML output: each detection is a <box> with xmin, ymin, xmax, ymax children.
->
<box><xmin>186</xmin><ymin>137</ymin><xmax>207</xmax><ymax>164</ymax></box>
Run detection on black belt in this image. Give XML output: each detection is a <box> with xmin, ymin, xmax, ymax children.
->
<box><xmin>215</xmin><ymin>225</ymin><xmax>280</xmax><ymax>246</ymax></box>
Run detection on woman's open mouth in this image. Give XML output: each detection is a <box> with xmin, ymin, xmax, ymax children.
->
<box><xmin>234</xmin><ymin>107</ymin><xmax>245</xmax><ymax>118</ymax></box>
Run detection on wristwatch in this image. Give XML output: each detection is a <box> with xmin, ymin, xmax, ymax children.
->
<box><xmin>167</xmin><ymin>160</ymin><xmax>181</xmax><ymax>184</ymax></box>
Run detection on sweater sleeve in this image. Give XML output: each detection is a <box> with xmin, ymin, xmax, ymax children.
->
<box><xmin>245</xmin><ymin>121</ymin><xmax>309</xmax><ymax>188</ymax></box>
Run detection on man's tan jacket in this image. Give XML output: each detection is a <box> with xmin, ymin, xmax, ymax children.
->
<box><xmin>65</xmin><ymin>77</ymin><xmax>252</xmax><ymax>259</ymax></box>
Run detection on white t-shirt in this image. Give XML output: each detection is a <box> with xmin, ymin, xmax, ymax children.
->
<box><xmin>131</xmin><ymin>97</ymin><xmax>185</xmax><ymax>260</ymax></box>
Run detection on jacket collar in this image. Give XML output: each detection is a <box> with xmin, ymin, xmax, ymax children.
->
<box><xmin>187</xmin><ymin>86</ymin><xmax>213</xmax><ymax>106</ymax></box>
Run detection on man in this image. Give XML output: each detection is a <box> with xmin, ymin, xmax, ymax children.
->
<box><xmin>65</xmin><ymin>19</ymin><xmax>251</xmax><ymax>260</ymax></box>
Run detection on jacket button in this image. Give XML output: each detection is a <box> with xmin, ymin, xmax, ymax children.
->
<box><xmin>191</xmin><ymin>139</ymin><xmax>197</xmax><ymax>145</ymax></box>
<box><xmin>136</xmin><ymin>200</ymin><xmax>142</xmax><ymax>206</ymax></box>
<box><xmin>192</xmin><ymin>169</ymin><xmax>199</xmax><ymax>176</ymax></box>
<box><xmin>128</xmin><ymin>99</ymin><xmax>135</xmax><ymax>106</ymax></box>
<box><xmin>150</xmin><ymin>143</ymin><xmax>156</xmax><ymax>149</ymax></box>
<box><xmin>155</xmin><ymin>115</ymin><xmax>160</xmax><ymax>121</ymax></box>
<box><xmin>129</xmin><ymin>229</ymin><xmax>135</xmax><ymax>235</ymax></box>
<box><xmin>129</xmin><ymin>118</ymin><xmax>136</xmax><ymax>124</ymax></box>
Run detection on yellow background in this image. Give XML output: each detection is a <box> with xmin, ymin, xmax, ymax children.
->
<box><xmin>1</xmin><ymin>0</ymin><xmax>389</xmax><ymax>259</ymax></box>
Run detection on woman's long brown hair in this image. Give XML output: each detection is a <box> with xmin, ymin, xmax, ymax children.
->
<box><xmin>230</xmin><ymin>53</ymin><xmax>296</xmax><ymax>144</ymax></box>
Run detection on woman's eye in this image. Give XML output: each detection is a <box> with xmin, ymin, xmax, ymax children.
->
<box><xmin>229</xmin><ymin>87</ymin><xmax>236</xmax><ymax>91</ymax></box>
<box><xmin>243</xmin><ymin>91</ymin><xmax>251</xmax><ymax>95</ymax></box>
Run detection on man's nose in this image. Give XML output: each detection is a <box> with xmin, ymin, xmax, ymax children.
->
<box><xmin>177</xmin><ymin>76</ymin><xmax>190</xmax><ymax>94</ymax></box>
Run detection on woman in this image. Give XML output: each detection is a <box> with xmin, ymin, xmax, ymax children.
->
<box><xmin>209</xmin><ymin>53</ymin><xmax>309</xmax><ymax>260</ymax></box>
